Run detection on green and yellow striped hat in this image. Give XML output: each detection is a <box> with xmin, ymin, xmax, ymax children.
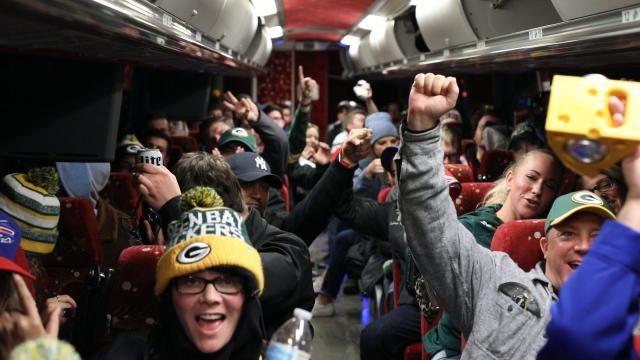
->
<box><xmin>155</xmin><ymin>187</ymin><xmax>263</xmax><ymax>296</ymax></box>
<box><xmin>0</xmin><ymin>172</ymin><xmax>60</xmax><ymax>255</ymax></box>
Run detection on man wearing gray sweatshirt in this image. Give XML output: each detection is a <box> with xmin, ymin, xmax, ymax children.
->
<box><xmin>397</xmin><ymin>73</ymin><xmax>615</xmax><ymax>359</ymax></box>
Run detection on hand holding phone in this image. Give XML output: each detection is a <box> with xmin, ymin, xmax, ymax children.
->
<box><xmin>353</xmin><ymin>80</ymin><xmax>370</xmax><ymax>100</ymax></box>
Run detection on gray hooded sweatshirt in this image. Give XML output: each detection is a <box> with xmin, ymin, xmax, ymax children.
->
<box><xmin>397</xmin><ymin>124</ymin><xmax>557</xmax><ymax>360</ymax></box>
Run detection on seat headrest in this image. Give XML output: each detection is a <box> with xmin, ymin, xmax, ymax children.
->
<box><xmin>491</xmin><ymin>219</ymin><xmax>545</xmax><ymax>272</ymax></box>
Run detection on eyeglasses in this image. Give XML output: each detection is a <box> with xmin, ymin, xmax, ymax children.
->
<box><xmin>590</xmin><ymin>177</ymin><xmax>617</xmax><ymax>195</ymax></box>
<box><xmin>174</xmin><ymin>275</ymin><xmax>244</xmax><ymax>295</ymax></box>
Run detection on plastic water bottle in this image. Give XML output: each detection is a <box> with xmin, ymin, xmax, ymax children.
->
<box><xmin>265</xmin><ymin>308</ymin><xmax>313</xmax><ymax>360</ymax></box>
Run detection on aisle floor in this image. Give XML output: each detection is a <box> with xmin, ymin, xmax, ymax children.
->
<box><xmin>311</xmin><ymin>293</ymin><xmax>363</xmax><ymax>359</ymax></box>
<box><xmin>309</xmin><ymin>229</ymin><xmax>365</xmax><ymax>360</ymax></box>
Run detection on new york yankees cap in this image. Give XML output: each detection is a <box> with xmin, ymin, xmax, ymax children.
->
<box><xmin>226</xmin><ymin>152</ymin><xmax>282</xmax><ymax>189</ymax></box>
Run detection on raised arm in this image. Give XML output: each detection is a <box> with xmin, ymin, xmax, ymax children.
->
<box><xmin>288</xmin><ymin>66</ymin><xmax>318</xmax><ymax>161</ymax></box>
<box><xmin>335</xmin><ymin>175</ymin><xmax>390</xmax><ymax>239</ymax></box>
<box><xmin>224</xmin><ymin>91</ymin><xmax>289</xmax><ymax>179</ymax></box>
<box><xmin>281</xmin><ymin>128</ymin><xmax>373</xmax><ymax>246</ymax></box>
<box><xmin>398</xmin><ymin>73</ymin><xmax>496</xmax><ymax>333</ymax></box>
<box><xmin>253</xmin><ymin>110</ymin><xmax>288</xmax><ymax>180</ymax></box>
<box><xmin>362</xmin><ymin>81</ymin><xmax>379</xmax><ymax>114</ymax></box>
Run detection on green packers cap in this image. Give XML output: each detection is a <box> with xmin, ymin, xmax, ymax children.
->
<box><xmin>544</xmin><ymin>190</ymin><xmax>616</xmax><ymax>234</ymax></box>
<box><xmin>218</xmin><ymin>128</ymin><xmax>257</xmax><ymax>153</ymax></box>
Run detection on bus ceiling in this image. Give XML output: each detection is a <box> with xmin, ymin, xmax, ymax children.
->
<box><xmin>2</xmin><ymin>0</ymin><xmax>640</xmax><ymax>78</ymax></box>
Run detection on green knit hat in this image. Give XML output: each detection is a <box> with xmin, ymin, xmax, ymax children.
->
<box><xmin>155</xmin><ymin>187</ymin><xmax>263</xmax><ymax>296</ymax></box>
<box><xmin>544</xmin><ymin>191</ymin><xmax>615</xmax><ymax>234</ymax></box>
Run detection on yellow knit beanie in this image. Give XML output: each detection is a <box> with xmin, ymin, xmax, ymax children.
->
<box><xmin>155</xmin><ymin>187</ymin><xmax>263</xmax><ymax>296</ymax></box>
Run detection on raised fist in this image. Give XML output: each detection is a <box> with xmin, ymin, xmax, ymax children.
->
<box><xmin>407</xmin><ymin>73</ymin><xmax>459</xmax><ymax>132</ymax></box>
<box><xmin>342</xmin><ymin>128</ymin><xmax>373</xmax><ymax>165</ymax></box>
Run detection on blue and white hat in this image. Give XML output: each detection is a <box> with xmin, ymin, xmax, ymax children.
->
<box><xmin>0</xmin><ymin>210</ymin><xmax>35</xmax><ymax>279</ymax></box>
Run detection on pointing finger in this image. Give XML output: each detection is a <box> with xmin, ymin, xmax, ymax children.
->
<box><xmin>298</xmin><ymin>66</ymin><xmax>305</xmax><ymax>87</ymax></box>
<box><xmin>12</xmin><ymin>274</ymin><xmax>38</xmax><ymax>320</ymax></box>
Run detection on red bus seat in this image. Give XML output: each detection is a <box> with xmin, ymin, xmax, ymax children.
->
<box><xmin>41</xmin><ymin>197</ymin><xmax>102</xmax><ymax>300</ymax></box>
<box><xmin>477</xmin><ymin>149</ymin><xmax>514</xmax><ymax>182</ymax></box>
<box><xmin>108</xmin><ymin>245</ymin><xmax>164</xmax><ymax>333</ymax></box>
<box><xmin>454</xmin><ymin>182</ymin><xmax>496</xmax><ymax>216</ymax></box>
<box><xmin>490</xmin><ymin>219</ymin><xmax>545</xmax><ymax>272</ymax></box>
<box><xmin>100</xmin><ymin>172</ymin><xmax>140</xmax><ymax>221</ymax></box>
<box><xmin>444</xmin><ymin>163</ymin><xmax>473</xmax><ymax>183</ymax></box>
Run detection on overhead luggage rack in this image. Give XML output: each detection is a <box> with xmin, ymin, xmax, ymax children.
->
<box><xmin>349</xmin><ymin>5</ymin><xmax>640</xmax><ymax>77</ymax></box>
<box><xmin>0</xmin><ymin>0</ymin><xmax>264</xmax><ymax>75</ymax></box>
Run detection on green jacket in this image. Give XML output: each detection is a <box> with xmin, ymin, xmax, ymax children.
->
<box><xmin>287</xmin><ymin>107</ymin><xmax>310</xmax><ymax>164</ymax></box>
<box><xmin>423</xmin><ymin>204</ymin><xmax>503</xmax><ymax>357</ymax></box>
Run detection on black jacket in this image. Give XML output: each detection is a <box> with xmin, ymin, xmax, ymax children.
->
<box><xmin>254</xmin><ymin>110</ymin><xmax>288</xmax><ymax>181</ymax></box>
<box><xmin>279</xmin><ymin>160</ymin><xmax>355</xmax><ymax>246</ymax></box>
<box><xmin>325</xmin><ymin>120</ymin><xmax>342</xmax><ymax>147</ymax></box>
<box><xmin>265</xmin><ymin>187</ymin><xmax>288</xmax><ymax>227</ymax></box>
<box><xmin>289</xmin><ymin>162</ymin><xmax>329</xmax><ymax>205</ymax></box>
<box><xmin>242</xmin><ymin>207</ymin><xmax>314</xmax><ymax>336</ymax></box>
<box><xmin>159</xmin><ymin>199</ymin><xmax>313</xmax><ymax>337</ymax></box>
<box><xmin>334</xmin><ymin>185</ymin><xmax>415</xmax><ymax>305</ymax></box>
<box><xmin>95</xmin><ymin>292</ymin><xmax>265</xmax><ymax>360</ymax></box>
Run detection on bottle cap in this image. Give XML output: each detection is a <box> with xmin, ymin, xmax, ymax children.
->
<box><xmin>294</xmin><ymin>308</ymin><xmax>312</xmax><ymax>321</ymax></box>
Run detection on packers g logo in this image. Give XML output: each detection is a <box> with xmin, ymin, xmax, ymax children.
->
<box><xmin>127</xmin><ymin>144</ymin><xmax>143</xmax><ymax>154</ymax></box>
<box><xmin>571</xmin><ymin>191</ymin><xmax>603</xmax><ymax>205</ymax></box>
<box><xmin>231</xmin><ymin>128</ymin><xmax>249</xmax><ymax>137</ymax></box>
<box><xmin>177</xmin><ymin>242</ymin><xmax>211</xmax><ymax>264</ymax></box>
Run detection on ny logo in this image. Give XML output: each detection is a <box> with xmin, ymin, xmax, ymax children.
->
<box><xmin>255</xmin><ymin>156</ymin><xmax>267</xmax><ymax>171</ymax></box>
